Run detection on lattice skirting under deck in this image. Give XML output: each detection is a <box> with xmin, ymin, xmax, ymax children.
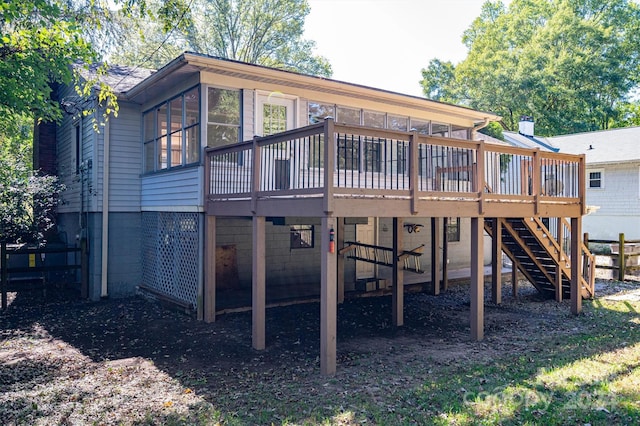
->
<box><xmin>142</xmin><ymin>212</ymin><xmax>201</xmax><ymax>307</ymax></box>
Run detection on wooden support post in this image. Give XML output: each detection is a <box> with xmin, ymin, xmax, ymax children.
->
<box><xmin>570</xmin><ymin>217</ymin><xmax>582</xmax><ymax>315</ymax></box>
<box><xmin>392</xmin><ymin>217</ymin><xmax>404</xmax><ymax>327</ymax></box>
<box><xmin>442</xmin><ymin>218</ymin><xmax>449</xmax><ymax>291</ymax></box>
<box><xmin>470</xmin><ymin>217</ymin><xmax>484</xmax><ymax>341</ymax></box>
<box><xmin>1</xmin><ymin>241</ymin><xmax>6</xmax><ymax>310</ymax></box>
<box><xmin>252</xmin><ymin>216</ymin><xmax>266</xmax><ymax>350</ymax></box>
<box><xmin>321</xmin><ymin>216</ymin><xmax>337</xmax><ymax>375</ymax></box>
<box><xmin>337</xmin><ymin>218</ymin><xmax>345</xmax><ymax>304</ymax></box>
<box><xmin>204</xmin><ymin>216</ymin><xmax>217</xmax><ymax>323</ymax></box>
<box><xmin>491</xmin><ymin>218</ymin><xmax>502</xmax><ymax>305</ymax></box>
<box><xmin>512</xmin><ymin>261</ymin><xmax>518</xmax><ymax>301</ymax></box>
<box><xmin>430</xmin><ymin>218</ymin><xmax>441</xmax><ymax>295</ymax></box>
<box><xmin>619</xmin><ymin>233</ymin><xmax>626</xmax><ymax>281</ymax></box>
<box><xmin>556</xmin><ymin>217</ymin><xmax>563</xmax><ymax>302</ymax></box>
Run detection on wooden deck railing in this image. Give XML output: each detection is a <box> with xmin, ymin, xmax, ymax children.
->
<box><xmin>205</xmin><ymin>119</ymin><xmax>585</xmax><ymax>214</ymax></box>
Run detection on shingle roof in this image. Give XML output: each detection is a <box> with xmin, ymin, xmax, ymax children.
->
<box><xmin>547</xmin><ymin>126</ymin><xmax>640</xmax><ymax>165</ymax></box>
<box><xmin>79</xmin><ymin>63</ymin><xmax>156</xmax><ymax>93</ymax></box>
<box><xmin>503</xmin><ymin>131</ymin><xmax>559</xmax><ymax>152</ymax></box>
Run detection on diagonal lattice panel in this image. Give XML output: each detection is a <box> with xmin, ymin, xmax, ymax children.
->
<box><xmin>142</xmin><ymin>212</ymin><xmax>200</xmax><ymax>307</ymax></box>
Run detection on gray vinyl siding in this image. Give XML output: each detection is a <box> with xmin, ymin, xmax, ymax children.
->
<box><xmin>141</xmin><ymin>167</ymin><xmax>203</xmax><ymax>209</ymax></box>
<box><xmin>107</xmin><ymin>102</ymin><xmax>142</xmax><ymax>211</ymax></box>
<box><xmin>56</xmin><ymin>86</ymin><xmax>97</xmax><ymax>214</ymax></box>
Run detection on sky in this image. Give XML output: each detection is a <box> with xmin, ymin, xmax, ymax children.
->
<box><xmin>304</xmin><ymin>0</ymin><xmax>501</xmax><ymax>97</ymax></box>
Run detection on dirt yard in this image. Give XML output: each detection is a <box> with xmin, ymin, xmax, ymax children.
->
<box><xmin>1</xmin><ymin>278</ymin><xmax>639</xmax><ymax>425</ymax></box>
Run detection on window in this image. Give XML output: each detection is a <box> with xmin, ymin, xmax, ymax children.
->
<box><xmin>290</xmin><ymin>225</ymin><xmax>314</xmax><ymax>249</ymax></box>
<box><xmin>207</xmin><ymin>87</ymin><xmax>241</xmax><ymax>148</ymax></box>
<box><xmin>363</xmin><ymin>110</ymin><xmax>385</xmax><ymax>128</ymax></box>
<box><xmin>307</xmin><ymin>102</ymin><xmax>335</xmax><ymax>168</ymax></box>
<box><xmin>143</xmin><ymin>87</ymin><xmax>200</xmax><ymax>173</ymax></box>
<box><xmin>410</xmin><ymin>118</ymin><xmax>430</xmax><ymax>134</ymax></box>
<box><xmin>451</xmin><ymin>125</ymin><xmax>469</xmax><ymax>139</ymax></box>
<box><xmin>308</xmin><ymin>102</ymin><xmax>334</xmax><ymax>124</ymax></box>
<box><xmin>431</xmin><ymin>122</ymin><xmax>450</xmax><ymax>137</ymax></box>
<box><xmin>388</xmin><ymin>115</ymin><xmax>408</xmax><ymax>131</ymax></box>
<box><xmin>306</xmin><ymin>102</ymin><xmax>471</xmax><ymax>176</ymax></box>
<box><xmin>336</xmin><ymin>106</ymin><xmax>361</xmax><ymax>125</ymax></box>
<box><xmin>588</xmin><ymin>170</ymin><xmax>603</xmax><ymax>188</ymax></box>
<box><xmin>307</xmin><ymin>103</ymin><xmax>470</xmax><ymax>140</ymax></box>
<box><xmin>262</xmin><ymin>103</ymin><xmax>287</xmax><ymax>136</ymax></box>
<box><xmin>446</xmin><ymin>217</ymin><xmax>460</xmax><ymax>242</ymax></box>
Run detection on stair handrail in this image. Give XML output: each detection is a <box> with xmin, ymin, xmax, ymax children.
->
<box><xmin>558</xmin><ymin>218</ymin><xmax>595</xmax><ymax>298</ymax></box>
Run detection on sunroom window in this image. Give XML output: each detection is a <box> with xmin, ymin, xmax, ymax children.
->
<box><xmin>306</xmin><ymin>102</ymin><xmax>471</xmax><ymax>176</ymax></box>
<box><xmin>207</xmin><ymin>87</ymin><xmax>241</xmax><ymax>148</ymax></box>
<box><xmin>143</xmin><ymin>86</ymin><xmax>200</xmax><ymax>173</ymax></box>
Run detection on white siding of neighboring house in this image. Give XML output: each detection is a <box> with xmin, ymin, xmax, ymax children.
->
<box><xmin>584</xmin><ymin>162</ymin><xmax>640</xmax><ymax>240</ymax></box>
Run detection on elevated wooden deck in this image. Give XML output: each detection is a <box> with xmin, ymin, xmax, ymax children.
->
<box><xmin>203</xmin><ymin>119</ymin><xmax>590</xmax><ymax>376</ymax></box>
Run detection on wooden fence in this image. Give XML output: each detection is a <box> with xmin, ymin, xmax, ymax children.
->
<box><xmin>1</xmin><ymin>241</ymin><xmax>88</xmax><ymax>309</ymax></box>
<box><xmin>588</xmin><ymin>233</ymin><xmax>640</xmax><ymax>281</ymax></box>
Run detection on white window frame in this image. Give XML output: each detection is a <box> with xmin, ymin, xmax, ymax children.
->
<box><xmin>206</xmin><ymin>84</ymin><xmax>242</xmax><ymax>148</ymax></box>
<box><xmin>588</xmin><ymin>168</ymin><xmax>604</xmax><ymax>189</ymax></box>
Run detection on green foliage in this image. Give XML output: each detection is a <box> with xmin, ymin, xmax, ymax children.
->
<box><xmin>1</xmin><ymin>0</ymin><xmax>192</xmax><ymax>123</ymax></box>
<box><xmin>110</xmin><ymin>0</ymin><xmax>332</xmax><ymax>77</ymax></box>
<box><xmin>0</xmin><ymin>0</ymin><xmax>95</xmax><ymax>122</ymax></box>
<box><xmin>479</xmin><ymin>121</ymin><xmax>505</xmax><ymax>141</ymax></box>
<box><xmin>0</xmin><ymin>114</ymin><xmax>64</xmax><ymax>244</ymax></box>
<box><xmin>420</xmin><ymin>59</ymin><xmax>456</xmax><ymax>102</ymax></box>
<box><xmin>423</xmin><ymin>0</ymin><xmax>640</xmax><ymax>136</ymax></box>
<box><xmin>610</xmin><ymin>100</ymin><xmax>640</xmax><ymax>128</ymax></box>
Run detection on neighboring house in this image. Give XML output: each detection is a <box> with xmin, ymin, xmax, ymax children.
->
<box><xmin>547</xmin><ymin>127</ymin><xmax>640</xmax><ymax>241</ymax></box>
<box><xmin>35</xmin><ymin>53</ymin><xmax>592</xmax><ymax>375</ymax></box>
<box><xmin>502</xmin><ymin>117</ymin><xmax>640</xmax><ymax>241</ymax></box>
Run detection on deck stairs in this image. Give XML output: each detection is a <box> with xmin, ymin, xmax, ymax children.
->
<box><xmin>340</xmin><ymin>242</ymin><xmax>426</xmax><ymax>274</ymax></box>
<box><xmin>484</xmin><ymin>217</ymin><xmax>595</xmax><ymax>299</ymax></box>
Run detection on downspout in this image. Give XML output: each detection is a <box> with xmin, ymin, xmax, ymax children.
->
<box><xmin>100</xmin><ymin>120</ymin><xmax>110</xmax><ymax>298</ymax></box>
<box><xmin>472</xmin><ymin>118</ymin><xmax>491</xmax><ymax>136</ymax></box>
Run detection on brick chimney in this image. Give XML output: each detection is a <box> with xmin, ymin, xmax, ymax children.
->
<box><xmin>518</xmin><ymin>115</ymin><xmax>534</xmax><ymax>137</ymax></box>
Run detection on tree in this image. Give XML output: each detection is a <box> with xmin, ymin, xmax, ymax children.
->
<box><xmin>1</xmin><ymin>0</ymin><xmax>190</xmax><ymax>123</ymax></box>
<box><xmin>421</xmin><ymin>0</ymin><xmax>640</xmax><ymax>136</ymax></box>
<box><xmin>1</xmin><ymin>0</ymin><xmax>95</xmax><ymax>122</ymax></box>
<box><xmin>610</xmin><ymin>100</ymin><xmax>640</xmax><ymax>128</ymax></box>
<box><xmin>1</xmin><ymin>0</ymin><xmax>186</xmax><ymax>243</ymax></box>
<box><xmin>0</xmin><ymin>114</ymin><xmax>64</xmax><ymax>244</ymax></box>
<box><xmin>420</xmin><ymin>59</ymin><xmax>456</xmax><ymax>102</ymax></box>
<box><xmin>110</xmin><ymin>0</ymin><xmax>332</xmax><ymax>77</ymax></box>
